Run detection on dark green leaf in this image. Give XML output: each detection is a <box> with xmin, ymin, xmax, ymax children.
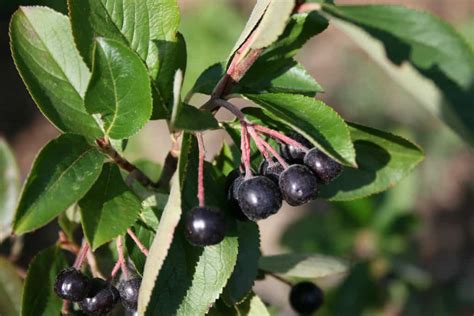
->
<box><xmin>10</xmin><ymin>6</ymin><xmax>102</xmax><ymax>137</ymax></box>
<box><xmin>14</xmin><ymin>134</ymin><xmax>104</xmax><ymax>234</ymax></box>
<box><xmin>172</xmin><ymin>104</ymin><xmax>219</xmax><ymax>131</ymax></box>
<box><xmin>21</xmin><ymin>246</ymin><xmax>67</xmax><ymax>316</ymax></box>
<box><xmin>126</xmin><ymin>223</ymin><xmax>155</xmax><ymax>275</ymax></box>
<box><xmin>0</xmin><ymin>139</ymin><xmax>19</xmax><ymax>241</ymax></box>
<box><xmin>323</xmin><ymin>4</ymin><xmax>474</xmax><ymax>145</ymax></box>
<box><xmin>223</xmin><ymin>222</ymin><xmax>261</xmax><ymax>305</ymax></box>
<box><xmin>79</xmin><ymin>163</ymin><xmax>141</xmax><ymax>250</ymax></box>
<box><xmin>245</xmin><ymin>93</ymin><xmax>356</xmax><ymax>166</ymax></box>
<box><xmin>320</xmin><ymin>123</ymin><xmax>424</xmax><ymax>201</ymax></box>
<box><xmin>85</xmin><ymin>38</ymin><xmax>152</xmax><ymax>139</ymax></box>
<box><xmin>69</xmin><ymin>0</ymin><xmax>182</xmax><ymax>120</ymax></box>
<box><xmin>208</xmin><ymin>293</ymin><xmax>270</xmax><ymax>316</ymax></box>
<box><xmin>0</xmin><ymin>257</ymin><xmax>23</xmax><ymax>316</ymax></box>
<box><xmin>214</xmin><ymin>142</ymin><xmax>241</xmax><ymax>176</ymax></box>
<box><xmin>259</xmin><ymin>253</ymin><xmax>349</xmax><ymax>279</ymax></box>
<box><xmin>141</xmin><ymin>136</ymin><xmax>238</xmax><ymax>315</ymax></box>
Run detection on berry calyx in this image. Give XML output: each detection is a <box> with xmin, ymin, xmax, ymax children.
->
<box><xmin>289</xmin><ymin>282</ymin><xmax>324</xmax><ymax>315</ymax></box>
<box><xmin>118</xmin><ymin>277</ymin><xmax>141</xmax><ymax>311</ymax></box>
<box><xmin>225</xmin><ymin>170</ymin><xmax>249</xmax><ymax>221</ymax></box>
<box><xmin>54</xmin><ymin>268</ymin><xmax>90</xmax><ymax>302</ymax></box>
<box><xmin>79</xmin><ymin>278</ymin><xmax>120</xmax><ymax>315</ymax></box>
<box><xmin>304</xmin><ymin>148</ymin><xmax>342</xmax><ymax>184</ymax></box>
<box><xmin>184</xmin><ymin>206</ymin><xmax>226</xmax><ymax>246</ymax></box>
<box><xmin>259</xmin><ymin>159</ymin><xmax>284</xmax><ymax>184</ymax></box>
<box><xmin>280</xmin><ymin>132</ymin><xmax>312</xmax><ymax>163</ymax></box>
<box><xmin>237</xmin><ymin>176</ymin><xmax>282</xmax><ymax>221</ymax></box>
<box><xmin>279</xmin><ymin>165</ymin><xmax>318</xmax><ymax>206</ymax></box>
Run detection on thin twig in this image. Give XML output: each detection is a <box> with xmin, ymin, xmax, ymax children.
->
<box><xmin>266</xmin><ymin>271</ymin><xmax>293</xmax><ymax>287</ymax></box>
<box><xmin>96</xmin><ymin>137</ymin><xmax>156</xmax><ymax>188</ymax></box>
<box><xmin>73</xmin><ymin>239</ymin><xmax>89</xmax><ymax>270</ymax></box>
<box><xmin>196</xmin><ymin>133</ymin><xmax>206</xmax><ymax>207</ymax></box>
<box><xmin>248</xmin><ymin>126</ymin><xmax>289</xmax><ymax>168</ymax></box>
<box><xmin>241</xmin><ymin>123</ymin><xmax>253</xmax><ymax>178</ymax></box>
<box><xmin>127</xmin><ymin>229</ymin><xmax>149</xmax><ymax>256</ymax></box>
<box><xmin>253</xmin><ymin>125</ymin><xmax>309</xmax><ymax>152</ymax></box>
<box><xmin>116</xmin><ymin>236</ymin><xmax>129</xmax><ymax>280</ymax></box>
<box><xmin>86</xmin><ymin>250</ymin><xmax>105</xmax><ymax>279</ymax></box>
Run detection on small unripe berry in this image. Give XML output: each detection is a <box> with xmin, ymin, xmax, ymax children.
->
<box><xmin>79</xmin><ymin>278</ymin><xmax>120</xmax><ymax>315</ymax></box>
<box><xmin>280</xmin><ymin>132</ymin><xmax>312</xmax><ymax>163</ymax></box>
<box><xmin>237</xmin><ymin>176</ymin><xmax>282</xmax><ymax>220</ymax></box>
<box><xmin>184</xmin><ymin>207</ymin><xmax>226</xmax><ymax>246</ymax></box>
<box><xmin>54</xmin><ymin>268</ymin><xmax>90</xmax><ymax>302</ymax></box>
<box><xmin>304</xmin><ymin>148</ymin><xmax>342</xmax><ymax>183</ymax></box>
<box><xmin>118</xmin><ymin>277</ymin><xmax>141</xmax><ymax>311</ymax></box>
<box><xmin>289</xmin><ymin>282</ymin><xmax>324</xmax><ymax>314</ymax></box>
<box><xmin>279</xmin><ymin>165</ymin><xmax>318</xmax><ymax>206</ymax></box>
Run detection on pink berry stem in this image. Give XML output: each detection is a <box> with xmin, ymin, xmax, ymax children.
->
<box><xmin>241</xmin><ymin>123</ymin><xmax>253</xmax><ymax>178</ymax></box>
<box><xmin>110</xmin><ymin>259</ymin><xmax>121</xmax><ymax>279</ymax></box>
<box><xmin>196</xmin><ymin>133</ymin><xmax>206</xmax><ymax>207</ymax></box>
<box><xmin>248</xmin><ymin>126</ymin><xmax>289</xmax><ymax>169</ymax></box>
<box><xmin>246</xmin><ymin>125</ymin><xmax>277</xmax><ymax>165</ymax></box>
<box><xmin>73</xmin><ymin>239</ymin><xmax>89</xmax><ymax>269</ymax></box>
<box><xmin>127</xmin><ymin>228</ymin><xmax>149</xmax><ymax>256</ymax></box>
<box><xmin>253</xmin><ymin>125</ymin><xmax>309</xmax><ymax>152</ymax></box>
<box><xmin>116</xmin><ymin>236</ymin><xmax>129</xmax><ymax>280</ymax></box>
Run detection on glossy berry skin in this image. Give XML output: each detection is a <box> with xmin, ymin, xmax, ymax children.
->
<box><xmin>237</xmin><ymin>176</ymin><xmax>282</xmax><ymax>221</ymax></box>
<box><xmin>304</xmin><ymin>148</ymin><xmax>342</xmax><ymax>184</ymax></box>
<box><xmin>289</xmin><ymin>282</ymin><xmax>324</xmax><ymax>315</ymax></box>
<box><xmin>280</xmin><ymin>132</ymin><xmax>313</xmax><ymax>163</ymax></box>
<box><xmin>184</xmin><ymin>207</ymin><xmax>226</xmax><ymax>246</ymax></box>
<box><xmin>79</xmin><ymin>278</ymin><xmax>120</xmax><ymax>315</ymax></box>
<box><xmin>54</xmin><ymin>268</ymin><xmax>90</xmax><ymax>302</ymax></box>
<box><xmin>279</xmin><ymin>165</ymin><xmax>317</xmax><ymax>206</ymax></box>
<box><xmin>259</xmin><ymin>159</ymin><xmax>284</xmax><ymax>184</ymax></box>
<box><xmin>118</xmin><ymin>277</ymin><xmax>141</xmax><ymax>311</ymax></box>
<box><xmin>225</xmin><ymin>170</ymin><xmax>249</xmax><ymax>221</ymax></box>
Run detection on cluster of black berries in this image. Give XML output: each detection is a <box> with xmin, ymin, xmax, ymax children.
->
<box><xmin>290</xmin><ymin>281</ymin><xmax>324</xmax><ymax>315</ymax></box>
<box><xmin>228</xmin><ymin>132</ymin><xmax>342</xmax><ymax>221</ymax></box>
<box><xmin>54</xmin><ymin>268</ymin><xmax>141</xmax><ymax>315</ymax></box>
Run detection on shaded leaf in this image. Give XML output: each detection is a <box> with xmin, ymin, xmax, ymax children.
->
<box><xmin>0</xmin><ymin>139</ymin><xmax>19</xmax><ymax>241</ymax></box>
<box><xmin>14</xmin><ymin>134</ymin><xmax>104</xmax><ymax>234</ymax></box>
<box><xmin>245</xmin><ymin>93</ymin><xmax>356</xmax><ymax>166</ymax></box>
<box><xmin>172</xmin><ymin>104</ymin><xmax>219</xmax><ymax>131</ymax></box>
<box><xmin>85</xmin><ymin>38</ymin><xmax>152</xmax><ymax>139</ymax></box>
<box><xmin>10</xmin><ymin>6</ymin><xmax>101</xmax><ymax>137</ymax></box>
<box><xmin>79</xmin><ymin>163</ymin><xmax>141</xmax><ymax>250</ymax></box>
<box><xmin>208</xmin><ymin>293</ymin><xmax>270</xmax><ymax>316</ymax></box>
<box><xmin>259</xmin><ymin>253</ymin><xmax>349</xmax><ymax>279</ymax></box>
<box><xmin>21</xmin><ymin>246</ymin><xmax>67</xmax><ymax>316</ymax></box>
<box><xmin>0</xmin><ymin>257</ymin><xmax>23</xmax><ymax>316</ymax></box>
<box><xmin>320</xmin><ymin>123</ymin><xmax>424</xmax><ymax>201</ymax></box>
<box><xmin>214</xmin><ymin>142</ymin><xmax>241</xmax><ymax>176</ymax></box>
<box><xmin>58</xmin><ymin>204</ymin><xmax>81</xmax><ymax>242</ymax></box>
<box><xmin>223</xmin><ymin>222</ymin><xmax>261</xmax><ymax>305</ymax></box>
<box><xmin>125</xmin><ymin>223</ymin><xmax>155</xmax><ymax>275</ymax></box>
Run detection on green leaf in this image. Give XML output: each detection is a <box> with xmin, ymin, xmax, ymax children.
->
<box><xmin>141</xmin><ymin>136</ymin><xmax>238</xmax><ymax>316</ymax></box>
<box><xmin>85</xmin><ymin>38</ymin><xmax>152</xmax><ymax>139</ymax></box>
<box><xmin>245</xmin><ymin>93</ymin><xmax>356</xmax><ymax>166</ymax></box>
<box><xmin>21</xmin><ymin>246</ymin><xmax>67</xmax><ymax>316</ymax></box>
<box><xmin>10</xmin><ymin>6</ymin><xmax>102</xmax><ymax>137</ymax></box>
<box><xmin>250</xmin><ymin>0</ymin><xmax>296</xmax><ymax>49</ymax></box>
<box><xmin>172</xmin><ymin>104</ymin><xmax>219</xmax><ymax>131</ymax></box>
<box><xmin>126</xmin><ymin>222</ymin><xmax>155</xmax><ymax>275</ymax></box>
<box><xmin>14</xmin><ymin>134</ymin><xmax>104</xmax><ymax>234</ymax></box>
<box><xmin>69</xmin><ymin>0</ymin><xmax>182</xmax><ymax>120</ymax></box>
<box><xmin>323</xmin><ymin>4</ymin><xmax>474</xmax><ymax>145</ymax></box>
<box><xmin>222</xmin><ymin>222</ymin><xmax>261</xmax><ymax>305</ymax></box>
<box><xmin>0</xmin><ymin>139</ymin><xmax>20</xmax><ymax>241</ymax></box>
<box><xmin>208</xmin><ymin>294</ymin><xmax>270</xmax><ymax>316</ymax></box>
<box><xmin>0</xmin><ymin>257</ymin><xmax>23</xmax><ymax>316</ymax></box>
<box><xmin>58</xmin><ymin>204</ymin><xmax>81</xmax><ymax>242</ymax></box>
<box><xmin>79</xmin><ymin>163</ymin><xmax>141</xmax><ymax>250</ymax></box>
<box><xmin>259</xmin><ymin>253</ymin><xmax>349</xmax><ymax>280</ymax></box>
<box><xmin>320</xmin><ymin>123</ymin><xmax>424</xmax><ymax>201</ymax></box>
<box><xmin>214</xmin><ymin>142</ymin><xmax>241</xmax><ymax>176</ymax></box>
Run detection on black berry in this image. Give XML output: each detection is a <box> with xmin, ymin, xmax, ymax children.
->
<box><xmin>289</xmin><ymin>282</ymin><xmax>324</xmax><ymax>315</ymax></box>
<box><xmin>259</xmin><ymin>159</ymin><xmax>284</xmax><ymax>184</ymax></box>
<box><xmin>280</xmin><ymin>132</ymin><xmax>313</xmax><ymax>163</ymax></box>
<box><xmin>237</xmin><ymin>176</ymin><xmax>282</xmax><ymax>220</ymax></box>
<box><xmin>118</xmin><ymin>277</ymin><xmax>141</xmax><ymax>311</ymax></box>
<box><xmin>79</xmin><ymin>278</ymin><xmax>120</xmax><ymax>315</ymax></box>
<box><xmin>225</xmin><ymin>170</ymin><xmax>249</xmax><ymax>221</ymax></box>
<box><xmin>304</xmin><ymin>148</ymin><xmax>342</xmax><ymax>183</ymax></box>
<box><xmin>279</xmin><ymin>165</ymin><xmax>318</xmax><ymax>206</ymax></box>
<box><xmin>184</xmin><ymin>206</ymin><xmax>226</xmax><ymax>246</ymax></box>
<box><xmin>54</xmin><ymin>268</ymin><xmax>90</xmax><ymax>302</ymax></box>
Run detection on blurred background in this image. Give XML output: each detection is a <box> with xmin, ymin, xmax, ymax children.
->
<box><xmin>1</xmin><ymin>0</ymin><xmax>473</xmax><ymax>315</ymax></box>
